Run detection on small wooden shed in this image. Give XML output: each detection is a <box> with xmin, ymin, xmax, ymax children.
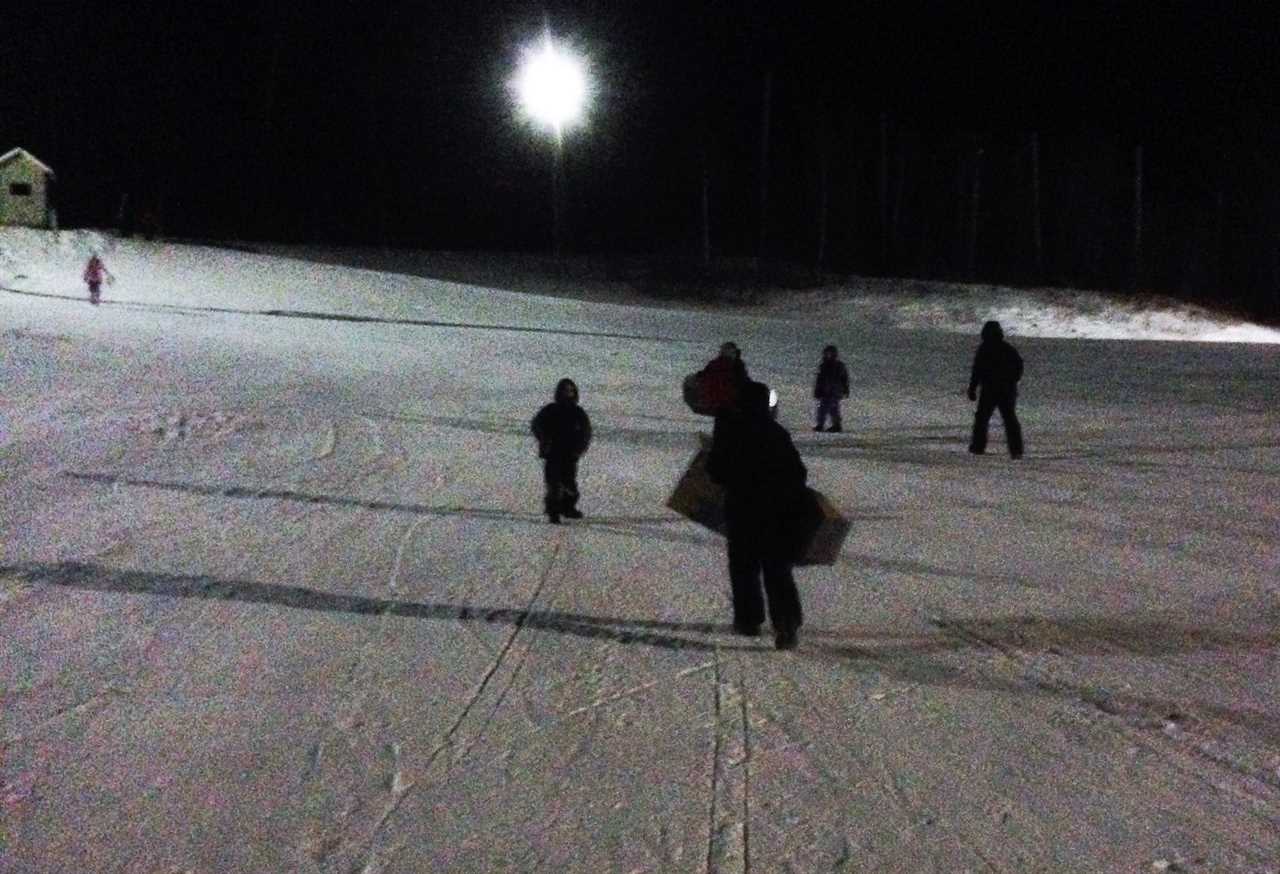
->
<box><xmin>0</xmin><ymin>148</ymin><xmax>55</xmax><ymax>228</ymax></box>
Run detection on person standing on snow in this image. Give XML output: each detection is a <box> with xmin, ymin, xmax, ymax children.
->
<box><xmin>708</xmin><ymin>380</ymin><xmax>807</xmax><ymax>650</ymax></box>
<box><xmin>812</xmin><ymin>344</ymin><xmax>850</xmax><ymax>432</ymax></box>
<box><xmin>83</xmin><ymin>252</ymin><xmax>113</xmax><ymax>306</ymax></box>
<box><xmin>531</xmin><ymin>378</ymin><xmax>593</xmax><ymax>524</ymax></box>
<box><xmin>686</xmin><ymin>341</ymin><xmax>751</xmax><ymax>417</ymax></box>
<box><xmin>967</xmin><ymin>320</ymin><xmax>1025</xmax><ymax>458</ymax></box>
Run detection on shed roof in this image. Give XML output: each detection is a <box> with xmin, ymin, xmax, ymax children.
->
<box><xmin>0</xmin><ymin>148</ymin><xmax>55</xmax><ymax>176</ymax></box>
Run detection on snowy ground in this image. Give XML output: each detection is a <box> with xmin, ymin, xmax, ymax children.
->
<box><xmin>2</xmin><ymin>228</ymin><xmax>1278</xmax><ymax>873</ymax></box>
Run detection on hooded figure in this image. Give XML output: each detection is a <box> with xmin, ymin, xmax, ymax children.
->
<box><xmin>692</xmin><ymin>341</ymin><xmax>751</xmax><ymax>417</ymax></box>
<box><xmin>812</xmin><ymin>344</ymin><xmax>850</xmax><ymax>432</ymax></box>
<box><xmin>707</xmin><ymin>380</ymin><xmax>807</xmax><ymax>650</ymax></box>
<box><xmin>967</xmin><ymin>320</ymin><xmax>1024</xmax><ymax>458</ymax></box>
<box><xmin>531</xmin><ymin>378</ymin><xmax>593</xmax><ymax>523</ymax></box>
<box><xmin>83</xmin><ymin>253</ymin><xmax>113</xmax><ymax>306</ymax></box>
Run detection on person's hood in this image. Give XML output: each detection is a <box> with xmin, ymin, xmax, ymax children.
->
<box><xmin>554</xmin><ymin>378</ymin><xmax>579</xmax><ymax>404</ymax></box>
<box><xmin>981</xmin><ymin>320</ymin><xmax>1004</xmax><ymax>342</ymax></box>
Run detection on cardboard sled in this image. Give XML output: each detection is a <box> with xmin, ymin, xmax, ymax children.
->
<box><xmin>665</xmin><ymin>443</ymin><xmax>850</xmax><ymax>566</ymax></box>
<box><xmin>665</xmin><ymin>441</ymin><xmax>729</xmax><ymax>535</ymax></box>
<box><xmin>796</xmin><ymin>489</ymin><xmax>851</xmax><ymax>567</ymax></box>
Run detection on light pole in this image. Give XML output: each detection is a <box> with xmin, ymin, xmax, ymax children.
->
<box><xmin>514</xmin><ymin>29</ymin><xmax>588</xmax><ymax>262</ymax></box>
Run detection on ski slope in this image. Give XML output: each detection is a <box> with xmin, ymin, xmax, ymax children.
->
<box><xmin>2</xmin><ymin>230</ymin><xmax>1278</xmax><ymax>872</ymax></box>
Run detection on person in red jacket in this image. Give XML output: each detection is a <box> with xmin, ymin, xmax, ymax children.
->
<box><xmin>82</xmin><ymin>253</ymin><xmax>114</xmax><ymax>306</ymax></box>
<box><xmin>683</xmin><ymin>341</ymin><xmax>751</xmax><ymax>417</ymax></box>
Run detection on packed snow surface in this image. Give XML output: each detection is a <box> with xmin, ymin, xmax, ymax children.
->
<box><xmin>2</xmin><ymin>229</ymin><xmax>1278</xmax><ymax>872</ymax></box>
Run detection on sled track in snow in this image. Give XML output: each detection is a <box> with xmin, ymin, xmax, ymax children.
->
<box><xmin>929</xmin><ymin>615</ymin><xmax>1280</xmax><ymax>867</ymax></box>
<box><xmin>353</xmin><ymin>538</ymin><xmax>564</xmax><ymax>868</ymax></box>
<box><xmin>706</xmin><ymin>649</ymin><xmax>752</xmax><ymax>874</ymax></box>
<box><xmin>929</xmin><ymin>616</ymin><xmax>1280</xmax><ymax>795</ymax></box>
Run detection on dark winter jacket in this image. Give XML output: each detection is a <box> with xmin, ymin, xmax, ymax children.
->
<box><xmin>531</xmin><ymin>379</ymin><xmax>592</xmax><ymax>460</ymax></box>
<box><xmin>968</xmin><ymin>322</ymin><xmax>1024</xmax><ymax>398</ymax></box>
<box><xmin>813</xmin><ymin>358</ymin><xmax>850</xmax><ymax>400</ymax></box>
<box><xmin>708</xmin><ymin>382</ymin><xmax>808</xmax><ymax>529</ymax></box>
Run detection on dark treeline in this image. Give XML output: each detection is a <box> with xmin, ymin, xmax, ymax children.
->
<box><xmin>680</xmin><ymin>110</ymin><xmax>1280</xmax><ymax>323</ymax></box>
<box><xmin>639</xmin><ymin>4</ymin><xmax>1280</xmax><ymax>322</ymax></box>
<box><xmin>8</xmin><ymin>3</ymin><xmax>1278</xmax><ymax>321</ymax></box>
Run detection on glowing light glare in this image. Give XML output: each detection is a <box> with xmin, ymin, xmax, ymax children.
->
<box><xmin>516</xmin><ymin>37</ymin><xmax>588</xmax><ymax>133</ymax></box>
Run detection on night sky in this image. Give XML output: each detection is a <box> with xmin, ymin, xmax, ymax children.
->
<box><xmin>5</xmin><ymin>3</ymin><xmax>1278</xmax><ymax>261</ymax></box>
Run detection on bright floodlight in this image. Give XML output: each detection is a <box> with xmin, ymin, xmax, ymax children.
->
<box><xmin>516</xmin><ymin>35</ymin><xmax>587</xmax><ymax>135</ymax></box>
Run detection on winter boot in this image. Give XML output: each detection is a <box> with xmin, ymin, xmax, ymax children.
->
<box><xmin>774</xmin><ymin>625</ymin><xmax>799</xmax><ymax>651</ymax></box>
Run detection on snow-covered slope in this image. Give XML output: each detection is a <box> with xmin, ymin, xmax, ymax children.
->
<box><xmin>3</xmin><ymin>229</ymin><xmax>1278</xmax><ymax>873</ymax></box>
<box><xmin>4</xmin><ymin>227</ymin><xmax>1278</xmax><ymax>344</ymax></box>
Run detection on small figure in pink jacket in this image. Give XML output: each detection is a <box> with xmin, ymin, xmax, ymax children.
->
<box><xmin>83</xmin><ymin>253</ymin><xmax>114</xmax><ymax>305</ymax></box>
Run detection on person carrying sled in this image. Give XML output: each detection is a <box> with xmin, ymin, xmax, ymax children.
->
<box><xmin>967</xmin><ymin>320</ymin><xmax>1025</xmax><ymax>458</ymax></box>
<box><xmin>812</xmin><ymin>344</ymin><xmax>850</xmax><ymax>432</ymax></box>
<box><xmin>707</xmin><ymin>380</ymin><xmax>807</xmax><ymax>650</ymax></box>
<box><xmin>531</xmin><ymin>378</ymin><xmax>593</xmax><ymax>524</ymax></box>
<box><xmin>83</xmin><ymin>252</ymin><xmax>114</xmax><ymax>306</ymax></box>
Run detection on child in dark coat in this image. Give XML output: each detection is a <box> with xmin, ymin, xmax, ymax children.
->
<box><xmin>531</xmin><ymin>378</ymin><xmax>593</xmax><ymax>523</ymax></box>
<box><xmin>812</xmin><ymin>344</ymin><xmax>850</xmax><ymax>432</ymax></box>
<box><xmin>967</xmin><ymin>320</ymin><xmax>1025</xmax><ymax>458</ymax></box>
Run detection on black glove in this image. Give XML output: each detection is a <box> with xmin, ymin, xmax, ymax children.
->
<box><xmin>967</xmin><ymin>388</ymin><xmax>977</xmax><ymax>402</ymax></box>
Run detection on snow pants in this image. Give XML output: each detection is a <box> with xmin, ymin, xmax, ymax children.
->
<box><xmin>88</xmin><ymin>282</ymin><xmax>101</xmax><ymax>305</ymax></box>
<box><xmin>543</xmin><ymin>454</ymin><xmax>580</xmax><ymax>517</ymax></box>
<box><xmin>815</xmin><ymin>396</ymin><xmax>843</xmax><ymax>430</ymax></box>
<box><xmin>970</xmin><ymin>390</ymin><xmax>1024</xmax><ymax>457</ymax></box>
<box><xmin>726</xmin><ymin>521</ymin><xmax>802</xmax><ymax>632</ymax></box>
